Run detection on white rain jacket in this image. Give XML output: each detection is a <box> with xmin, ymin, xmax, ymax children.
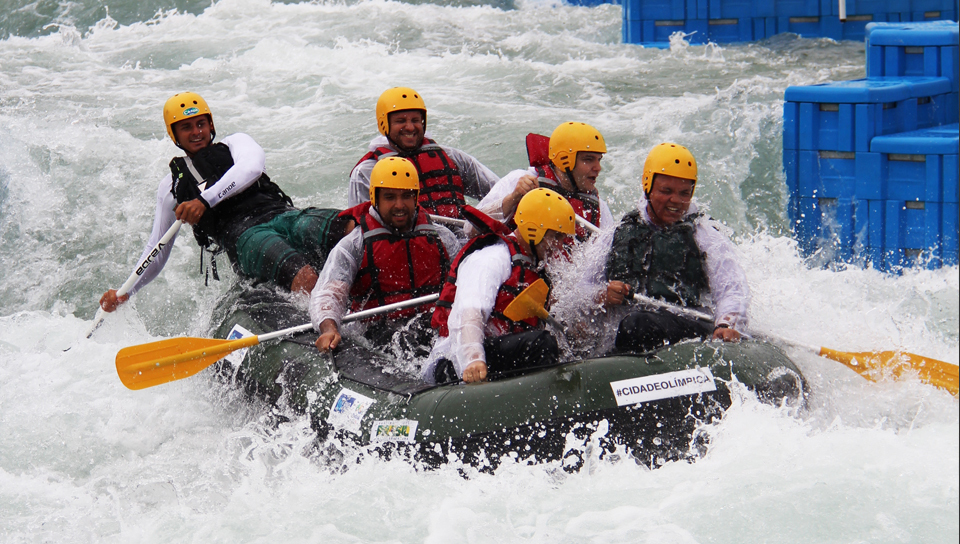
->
<box><xmin>599</xmin><ymin>194</ymin><xmax>751</xmax><ymax>331</ymax></box>
<box><xmin>421</xmin><ymin>238</ymin><xmax>518</xmax><ymax>383</ymax></box>
<box><xmin>309</xmin><ymin>207</ymin><xmax>462</xmax><ymax>330</ymax></box>
<box><xmin>347</xmin><ymin>134</ymin><xmax>500</xmax><ymax>207</ymax></box>
<box><xmin>127</xmin><ymin>133</ymin><xmax>267</xmax><ymax>295</ymax></box>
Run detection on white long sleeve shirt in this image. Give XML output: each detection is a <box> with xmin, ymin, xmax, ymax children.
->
<box><xmin>421</xmin><ymin>238</ymin><xmax>518</xmax><ymax>383</ymax></box>
<box><xmin>126</xmin><ymin>133</ymin><xmax>267</xmax><ymax>295</ymax></box>
<box><xmin>603</xmin><ymin>195</ymin><xmax>751</xmax><ymax>331</ymax></box>
<box><xmin>347</xmin><ymin>135</ymin><xmax>500</xmax><ymax>207</ymax></box>
<box><xmin>308</xmin><ymin>207</ymin><xmax>462</xmax><ymax>330</ymax></box>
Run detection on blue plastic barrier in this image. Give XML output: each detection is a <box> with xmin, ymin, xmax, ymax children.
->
<box><xmin>868</xmin><ymin>123</ymin><xmax>960</xmax><ymax>201</ymax></box>
<box><xmin>864</xmin><ymin>199</ymin><xmax>952</xmax><ymax>269</ymax></box>
<box><xmin>782</xmin><ymin>20</ymin><xmax>959</xmax><ymax>272</ymax></box>
<box><xmin>783</xmin><ymin>77</ymin><xmax>954</xmax><ymax>152</ymax></box>
<box><xmin>621</xmin><ymin>0</ymin><xmax>959</xmax><ymax>45</ymax></box>
<box><xmin>794</xmin><ymin>196</ymin><xmax>865</xmax><ymax>263</ymax></box>
<box><xmin>866</xmin><ymin>21</ymin><xmax>959</xmax><ymax>90</ymax></box>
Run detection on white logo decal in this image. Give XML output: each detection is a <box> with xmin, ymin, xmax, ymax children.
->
<box><xmin>610</xmin><ymin>368</ymin><xmax>717</xmax><ymax>407</ymax></box>
<box><xmin>370</xmin><ymin>419</ymin><xmax>418</xmax><ymax>443</ymax></box>
<box><xmin>328</xmin><ymin>389</ymin><xmax>375</xmax><ymax>434</ymax></box>
<box><xmin>223</xmin><ymin>324</ymin><xmax>254</xmax><ymax>367</ymax></box>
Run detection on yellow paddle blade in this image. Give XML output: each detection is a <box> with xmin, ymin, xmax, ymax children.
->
<box><xmin>116</xmin><ymin>335</ymin><xmax>260</xmax><ymax>390</ymax></box>
<box><xmin>503</xmin><ymin>279</ymin><xmax>552</xmax><ymax>322</ymax></box>
<box><xmin>820</xmin><ymin>347</ymin><xmax>959</xmax><ymax>396</ymax></box>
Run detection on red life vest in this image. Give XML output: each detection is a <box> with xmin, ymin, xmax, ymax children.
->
<box><xmin>355</xmin><ymin>138</ymin><xmax>467</xmax><ymax>219</ymax></box>
<box><xmin>350</xmin><ymin>202</ymin><xmax>451</xmax><ymax>319</ymax></box>
<box><xmin>432</xmin><ymin>206</ymin><xmax>544</xmax><ymax>337</ymax></box>
<box><xmin>526</xmin><ymin>132</ymin><xmax>602</xmax><ymax>240</ymax></box>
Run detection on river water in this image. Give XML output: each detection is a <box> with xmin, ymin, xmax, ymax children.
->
<box><xmin>1</xmin><ymin>1</ymin><xmax>957</xmax><ymax>542</ymax></box>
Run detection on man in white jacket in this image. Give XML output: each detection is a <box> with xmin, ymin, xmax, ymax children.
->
<box><xmin>601</xmin><ymin>142</ymin><xmax>749</xmax><ymax>353</ymax></box>
<box><xmin>100</xmin><ymin>92</ymin><xmax>349</xmax><ymax>312</ymax></box>
<box><xmin>347</xmin><ymin>87</ymin><xmax>499</xmax><ymax>219</ymax></box>
<box><xmin>426</xmin><ymin>189</ymin><xmax>577</xmax><ymax>384</ymax></box>
<box><xmin>311</xmin><ymin>157</ymin><xmax>461</xmax><ymax>357</ymax></box>
<box><xmin>471</xmin><ymin>122</ymin><xmax>614</xmax><ymax>239</ymax></box>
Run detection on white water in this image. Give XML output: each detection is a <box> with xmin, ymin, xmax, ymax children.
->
<box><xmin>1</xmin><ymin>1</ymin><xmax>957</xmax><ymax>541</ymax></box>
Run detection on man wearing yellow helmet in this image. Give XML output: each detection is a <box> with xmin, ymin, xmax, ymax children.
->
<box><xmin>601</xmin><ymin>143</ymin><xmax>749</xmax><ymax>353</ymax></box>
<box><xmin>426</xmin><ymin>189</ymin><xmax>576</xmax><ymax>384</ymax></box>
<box><xmin>311</xmin><ymin>157</ymin><xmax>461</xmax><ymax>355</ymax></box>
<box><xmin>347</xmin><ymin>87</ymin><xmax>500</xmax><ymax>218</ymax></box>
<box><xmin>472</xmin><ymin>122</ymin><xmax>613</xmax><ymax>239</ymax></box>
<box><xmin>99</xmin><ymin>92</ymin><xmax>351</xmax><ymax>313</ymax></box>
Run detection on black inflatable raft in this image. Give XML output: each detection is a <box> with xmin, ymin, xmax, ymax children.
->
<box><xmin>210</xmin><ymin>286</ymin><xmax>806</xmax><ymax>470</ymax></box>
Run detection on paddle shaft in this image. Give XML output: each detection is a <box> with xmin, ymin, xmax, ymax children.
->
<box><xmin>123</xmin><ymin>293</ymin><xmax>441</xmax><ymax>374</ymax></box>
<box><xmin>427</xmin><ymin>214</ymin><xmax>466</xmax><ymax>228</ymax></box>
<box><xmin>86</xmin><ymin>220</ymin><xmax>184</xmax><ymax>338</ymax></box>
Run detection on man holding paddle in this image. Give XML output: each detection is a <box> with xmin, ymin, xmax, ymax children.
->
<box><xmin>602</xmin><ymin>142</ymin><xmax>749</xmax><ymax>353</ymax></box>
<box><xmin>426</xmin><ymin>189</ymin><xmax>576</xmax><ymax>384</ymax></box>
<box><xmin>99</xmin><ymin>92</ymin><xmax>351</xmax><ymax>314</ymax></box>
<box><xmin>311</xmin><ymin>157</ymin><xmax>460</xmax><ymax>356</ymax></box>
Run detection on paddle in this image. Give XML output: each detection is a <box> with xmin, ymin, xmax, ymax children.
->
<box><xmin>628</xmin><ymin>291</ymin><xmax>959</xmax><ymax>396</ymax></box>
<box><xmin>426</xmin><ymin>214</ymin><xmax>467</xmax><ymax>228</ymax></box>
<box><xmin>501</xmin><ymin>278</ymin><xmax>562</xmax><ymax>329</ymax></box>
<box><xmin>507</xmin><ymin>240</ymin><xmax>959</xmax><ymax>395</ymax></box>
<box><xmin>86</xmin><ymin>220</ymin><xmax>184</xmax><ymax>339</ymax></box>
<box><xmin>115</xmin><ymin>293</ymin><xmax>440</xmax><ymax>390</ymax></box>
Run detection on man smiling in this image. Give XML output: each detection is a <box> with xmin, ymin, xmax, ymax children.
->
<box><xmin>601</xmin><ymin>142</ymin><xmax>750</xmax><ymax>353</ymax></box>
<box><xmin>100</xmin><ymin>92</ymin><xmax>349</xmax><ymax>313</ymax></box>
<box><xmin>312</xmin><ymin>157</ymin><xmax>460</xmax><ymax>355</ymax></box>
<box><xmin>347</xmin><ymin>87</ymin><xmax>499</xmax><ymax>218</ymax></box>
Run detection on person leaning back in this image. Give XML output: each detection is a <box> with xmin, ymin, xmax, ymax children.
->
<box><xmin>473</xmin><ymin>121</ymin><xmax>614</xmax><ymax>239</ymax></box>
<box><xmin>99</xmin><ymin>92</ymin><xmax>351</xmax><ymax>313</ymax></box>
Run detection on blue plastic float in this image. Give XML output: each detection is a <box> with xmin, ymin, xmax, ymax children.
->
<box><xmin>783</xmin><ymin>21</ymin><xmax>959</xmax><ymax>272</ymax></box>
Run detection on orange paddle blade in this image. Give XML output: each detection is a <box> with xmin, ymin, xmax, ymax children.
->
<box><xmin>503</xmin><ymin>279</ymin><xmax>551</xmax><ymax>322</ymax></box>
<box><xmin>819</xmin><ymin>347</ymin><xmax>959</xmax><ymax>396</ymax></box>
<box><xmin>116</xmin><ymin>335</ymin><xmax>260</xmax><ymax>390</ymax></box>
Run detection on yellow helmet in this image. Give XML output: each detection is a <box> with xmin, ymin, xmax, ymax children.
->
<box><xmin>515</xmin><ymin>188</ymin><xmax>576</xmax><ymax>245</ymax></box>
<box><xmin>548</xmin><ymin>122</ymin><xmax>607</xmax><ymax>173</ymax></box>
<box><xmin>642</xmin><ymin>142</ymin><xmax>698</xmax><ymax>195</ymax></box>
<box><xmin>369</xmin><ymin>157</ymin><xmax>420</xmax><ymax>203</ymax></box>
<box><xmin>376</xmin><ymin>87</ymin><xmax>427</xmax><ymax>136</ymax></box>
<box><xmin>163</xmin><ymin>92</ymin><xmax>213</xmax><ymax>145</ymax></box>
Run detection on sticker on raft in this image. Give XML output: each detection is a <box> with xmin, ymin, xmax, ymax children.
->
<box><xmin>328</xmin><ymin>388</ymin><xmax>375</xmax><ymax>434</ymax></box>
<box><xmin>223</xmin><ymin>324</ymin><xmax>254</xmax><ymax>367</ymax></box>
<box><xmin>370</xmin><ymin>419</ymin><xmax>418</xmax><ymax>444</ymax></box>
<box><xmin>610</xmin><ymin>367</ymin><xmax>717</xmax><ymax>407</ymax></box>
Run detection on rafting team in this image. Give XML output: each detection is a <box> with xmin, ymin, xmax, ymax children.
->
<box><xmin>100</xmin><ymin>89</ymin><xmax>750</xmax><ymax>385</ymax></box>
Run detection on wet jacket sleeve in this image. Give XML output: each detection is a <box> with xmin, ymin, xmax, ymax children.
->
<box><xmin>462</xmin><ymin>168</ymin><xmax>530</xmax><ymax>237</ymax></box>
<box><xmin>694</xmin><ymin>218</ymin><xmax>751</xmax><ymax>331</ymax></box>
<box><xmin>348</xmin><ymin>159</ymin><xmax>374</xmax><ymax>208</ymax></box>
<box><xmin>445</xmin><ymin>242</ymin><xmax>512</xmax><ymax>376</ymax></box>
<box><xmin>127</xmin><ymin>175</ymin><xmax>179</xmax><ymax>296</ymax></box>
<box><xmin>308</xmin><ymin>228</ymin><xmax>364</xmax><ymax>330</ymax></box>
<box><xmin>442</xmin><ymin>145</ymin><xmax>500</xmax><ymax>201</ymax></box>
<box><xmin>197</xmin><ymin>133</ymin><xmax>267</xmax><ymax>209</ymax></box>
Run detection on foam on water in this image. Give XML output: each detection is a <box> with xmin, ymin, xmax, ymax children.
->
<box><xmin>0</xmin><ymin>0</ymin><xmax>957</xmax><ymax>541</ymax></box>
